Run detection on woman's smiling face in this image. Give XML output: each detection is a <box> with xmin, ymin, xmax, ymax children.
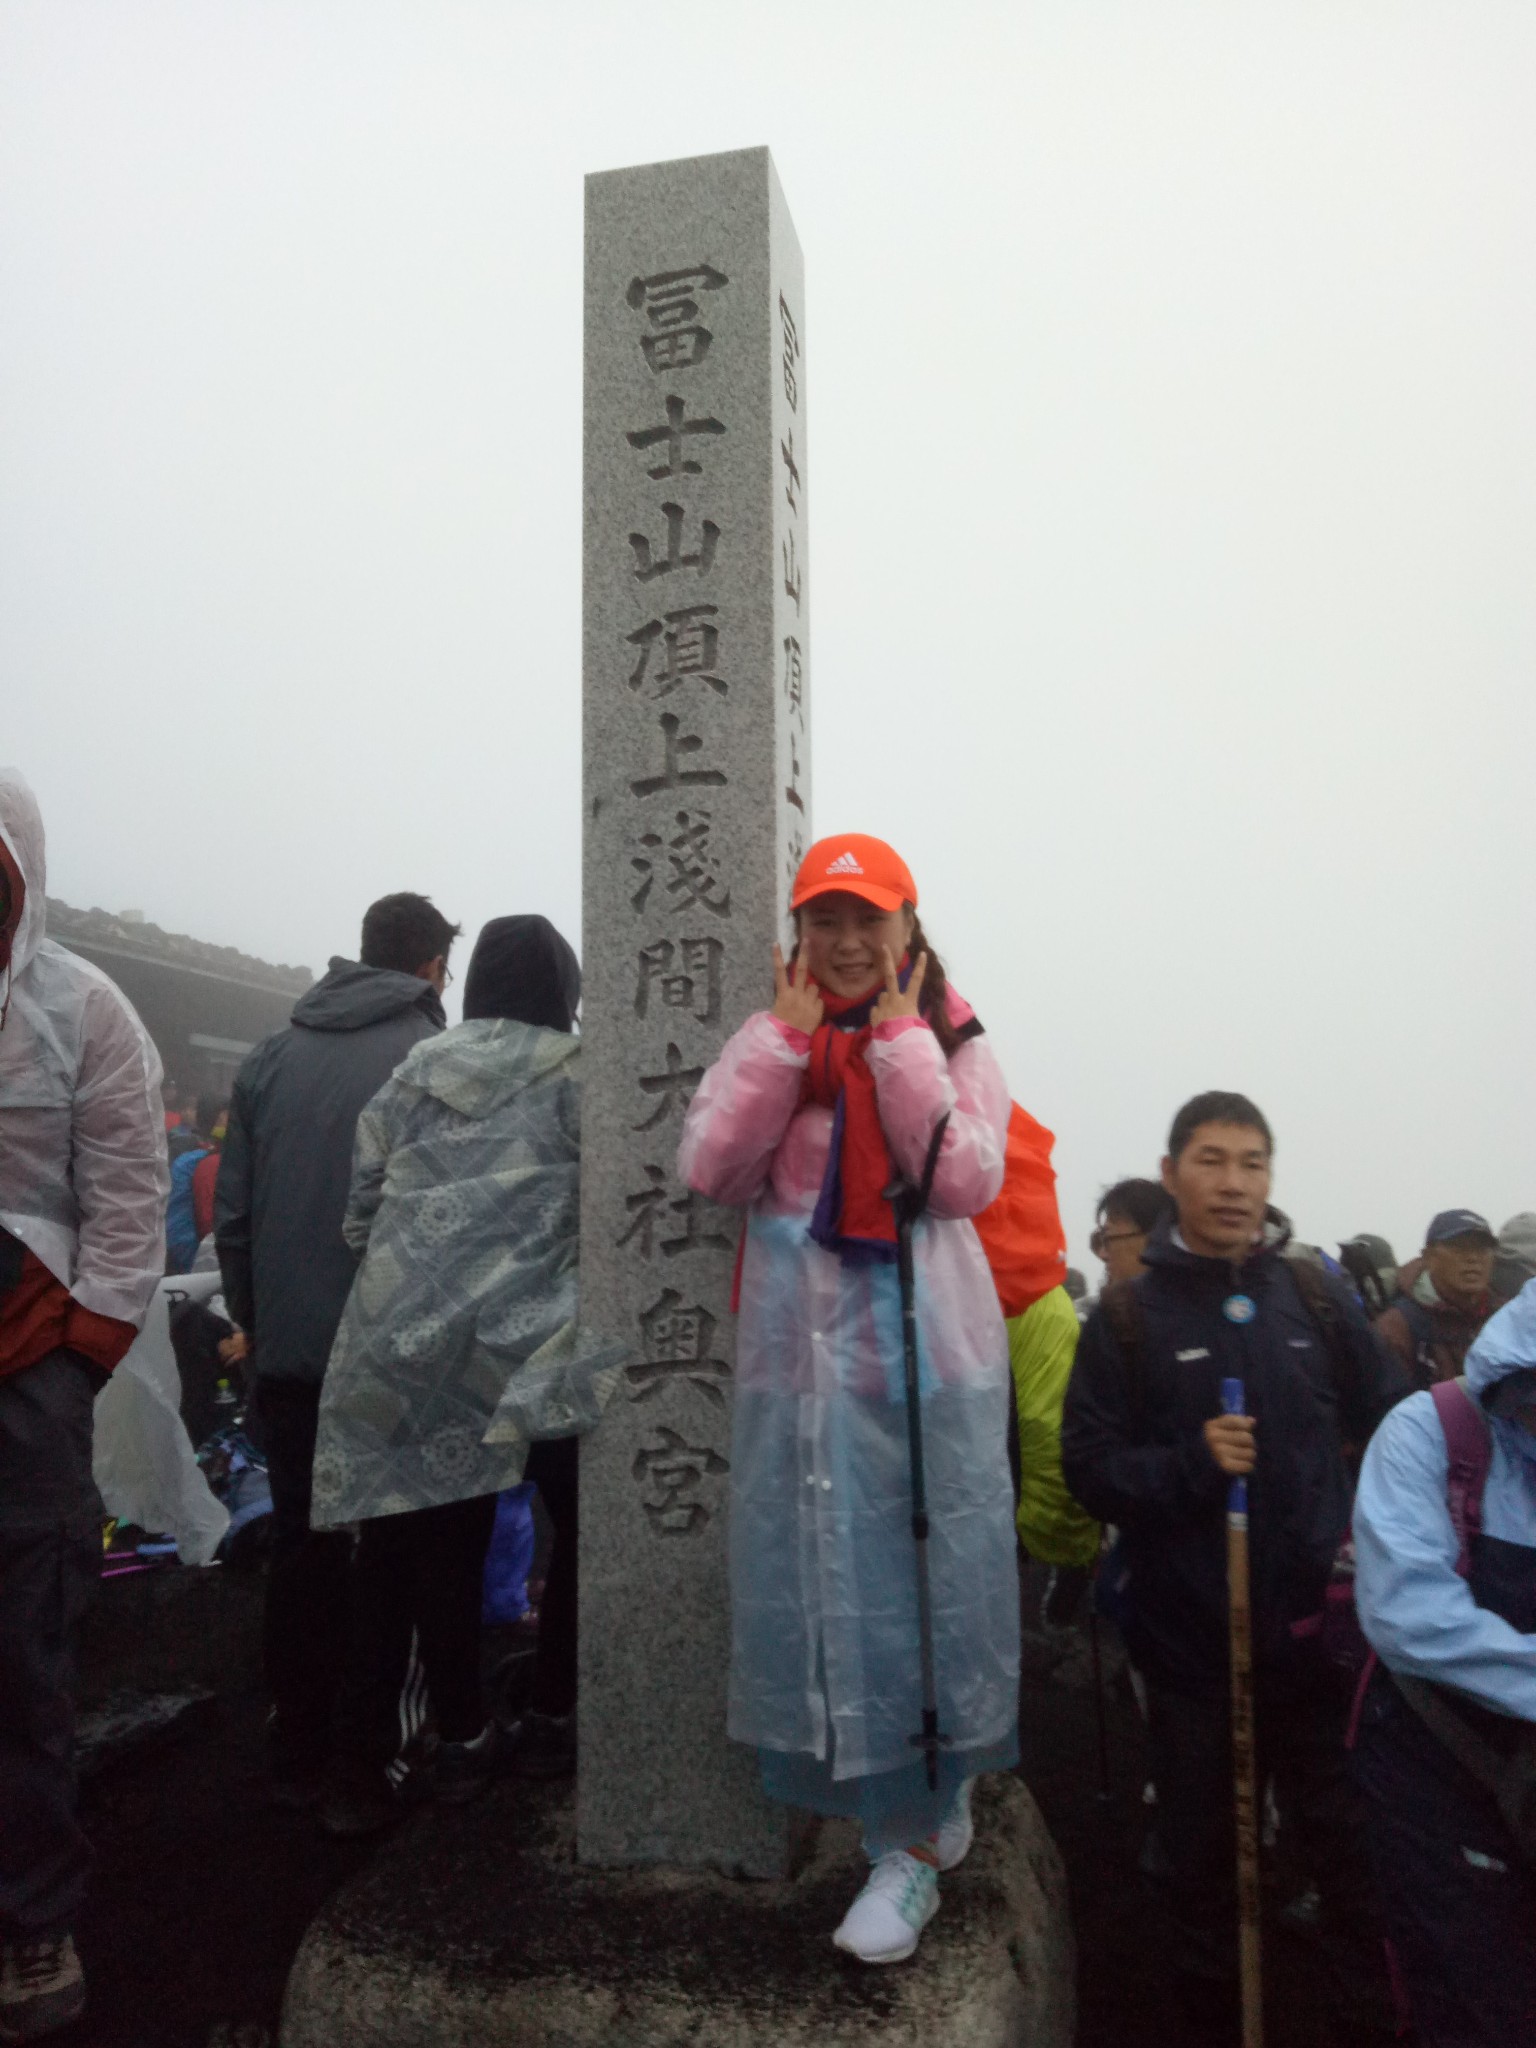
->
<box><xmin>796</xmin><ymin>892</ymin><xmax>915</xmax><ymax>1000</ymax></box>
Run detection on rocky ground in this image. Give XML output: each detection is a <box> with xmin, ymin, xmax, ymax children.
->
<box><xmin>60</xmin><ymin>1558</ymin><xmax>1349</xmax><ymax>2048</ymax></box>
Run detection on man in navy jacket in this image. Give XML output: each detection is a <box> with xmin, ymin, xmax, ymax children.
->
<box><xmin>1063</xmin><ymin>1090</ymin><xmax>1405</xmax><ymax>2032</ymax></box>
<box><xmin>216</xmin><ymin>891</ymin><xmax>458</xmax><ymax>1810</ymax></box>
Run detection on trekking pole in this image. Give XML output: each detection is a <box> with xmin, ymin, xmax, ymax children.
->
<box><xmin>1221</xmin><ymin>1376</ymin><xmax>1265</xmax><ymax>2048</ymax></box>
<box><xmin>890</xmin><ymin>1115</ymin><xmax>951</xmax><ymax>1791</ymax></box>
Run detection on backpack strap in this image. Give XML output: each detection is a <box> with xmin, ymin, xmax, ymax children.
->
<box><xmin>1288</xmin><ymin>1257</ymin><xmax>1347</xmax><ymax>1375</ymax></box>
<box><xmin>1288</xmin><ymin>1257</ymin><xmax>1375</xmax><ymax>1441</ymax></box>
<box><xmin>1429</xmin><ymin>1376</ymin><xmax>1492</xmax><ymax>1581</ymax></box>
<box><xmin>1287</xmin><ymin>1254</ymin><xmax>1335</xmax><ymax>1328</ymax></box>
<box><xmin>1392</xmin><ymin>1292</ymin><xmax>1435</xmax><ymax>1344</ymax></box>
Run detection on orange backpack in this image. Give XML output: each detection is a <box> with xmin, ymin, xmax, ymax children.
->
<box><xmin>971</xmin><ymin>1102</ymin><xmax>1068</xmax><ymax>1318</ymax></box>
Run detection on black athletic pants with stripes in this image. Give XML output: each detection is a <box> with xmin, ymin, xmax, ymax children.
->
<box><xmin>340</xmin><ymin>1493</ymin><xmax>500</xmax><ymax>1765</ymax></box>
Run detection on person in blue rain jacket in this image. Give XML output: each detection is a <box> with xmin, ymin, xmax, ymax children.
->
<box><xmin>1353</xmin><ymin>1277</ymin><xmax>1536</xmax><ymax>2046</ymax></box>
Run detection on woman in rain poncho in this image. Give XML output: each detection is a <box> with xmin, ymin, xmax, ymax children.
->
<box><xmin>312</xmin><ymin>916</ymin><xmax>618</xmax><ymax>1830</ymax></box>
<box><xmin>678</xmin><ymin>835</ymin><xmax>1020</xmax><ymax>1964</ymax></box>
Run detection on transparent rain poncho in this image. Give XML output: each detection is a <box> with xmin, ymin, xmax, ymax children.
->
<box><xmin>679</xmin><ymin>1006</ymin><xmax>1021</xmax><ymax>1787</ymax></box>
<box><xmin>0</xmin><ymin>767</ymin><xmax>168</xmax><ymax>1329</ymax></box>
<box><xmin>311</xmin><ymin>1019</ymin><xmax>622</xmax><ymax>1528</ymax></box>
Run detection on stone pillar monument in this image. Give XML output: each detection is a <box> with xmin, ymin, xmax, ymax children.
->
<box><xmin>282</xmin><ymin>147</ymin><xmax>1073</xmax><ymax>2048</ymax></box>
<box><xmin>578</xmin><ymin>147</ymin><xmax>810</xmax><ymax>1878</ymax></box>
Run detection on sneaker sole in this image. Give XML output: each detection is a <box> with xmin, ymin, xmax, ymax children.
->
<box><xmin>831</xmin><ymin>1887</ymin><xmax>940</xmax><ymax>1964</ymax></box>
<box><xmin>832</xmin><ymin>1925</ymin><xmax>923</xmax><ymax>1964</ymax></box>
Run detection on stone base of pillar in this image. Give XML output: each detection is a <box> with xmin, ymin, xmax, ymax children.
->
<box><xmin>279</xmin><ymin>1772</ymin><xmax>1074</xmax><ymax>2048</ymax></box>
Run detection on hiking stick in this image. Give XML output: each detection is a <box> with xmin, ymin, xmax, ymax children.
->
<box><xmin>890</xmin><ymin>1115</ymin><xmax>951</xmax><ymax>1791</ymax></box>
<box><xmin>1221</xmin><ymin>1376</ymin><xmax>1265</xmax><ymax>2048</ymax></box>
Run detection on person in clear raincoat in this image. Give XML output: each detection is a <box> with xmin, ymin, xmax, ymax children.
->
<box><xmin>0</xmin><ymin>767</ymin><xmax>167</xmax><ymax>2037</ymax></box>
<box><xmin>678</xmin><ymin>834</ymin><xmax>1020</xmax><ymax>1966</ymax></box>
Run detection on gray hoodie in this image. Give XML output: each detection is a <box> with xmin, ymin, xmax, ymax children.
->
<box><xmin>214</xmin><ymin>956</ymin><xmax>444</xmax><ymax>1383</ymax></box>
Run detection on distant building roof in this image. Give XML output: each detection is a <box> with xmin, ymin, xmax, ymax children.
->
<box><xmin>47</xmin><ymin>900</ymin><xmax>312</xmax><ymax>996</ymax></box>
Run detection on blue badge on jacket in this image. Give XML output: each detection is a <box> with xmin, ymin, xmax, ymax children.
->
<box><xmin>1223</xmin><ymin>1293</ymin><xmax>1257</xmax><ymax>1325</ymax></box>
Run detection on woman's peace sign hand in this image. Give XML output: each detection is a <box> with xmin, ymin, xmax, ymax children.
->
<box><xmin>772</xmin><ymin>945</ymin><xmax>825</xmax><ymax>1036</ymax></box>
<box><xmin>870</xmin><ymin>947</ymin><xmax>927</xmax><ymax>1028</ymax></box>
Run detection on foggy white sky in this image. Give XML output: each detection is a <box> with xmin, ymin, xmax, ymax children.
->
<box><xmin>4</xmin><ymin>2</ymin><xmax>1533</xmax><ymax>1272</ymax></box>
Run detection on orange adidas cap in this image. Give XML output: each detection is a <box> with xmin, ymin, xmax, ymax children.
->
<box><xmin>790</xmin><ymin>835</ymin><xmax>918</xmax><ymax>915</ymax></box>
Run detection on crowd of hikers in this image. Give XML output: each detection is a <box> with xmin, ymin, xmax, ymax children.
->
<box><xmin>2</xmin><ymin>762</ymin><xmax>1534</xmax><ymax>2045</ymax></box>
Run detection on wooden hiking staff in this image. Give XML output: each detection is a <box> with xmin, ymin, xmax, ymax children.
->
<box><xmin>1221</xmin><ymin>1375</ymin><xmax>1264</xmax><ymax>2048</ymax></box>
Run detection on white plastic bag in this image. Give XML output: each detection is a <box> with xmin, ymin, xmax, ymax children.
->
<box><xmin>93</xmin><ymin>1277</ymin><xmax>230</xmax><ymax>1566</ymax></box>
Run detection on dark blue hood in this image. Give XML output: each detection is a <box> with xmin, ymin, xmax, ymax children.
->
<box><xmin>291</xmin><ymin>957</ymin><xmax>446</xmax><ymax>1035</ymax></box>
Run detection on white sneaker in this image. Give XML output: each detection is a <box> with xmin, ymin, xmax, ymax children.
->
<box><xmin>832</xmin><ymin>1851</ymin><xmax>939</xmax><ymax>1963</ymax></box>
<box><xmin>933</xmin><ymin>1776</ymin><xmax>975</xmax><ymax>1872</ymax></box>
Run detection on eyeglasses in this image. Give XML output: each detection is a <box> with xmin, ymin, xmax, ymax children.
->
<box><xmin>1090</xmin><ymin>1227</ymin><xmax>1146</xmax><ymax>1256</ymax></box>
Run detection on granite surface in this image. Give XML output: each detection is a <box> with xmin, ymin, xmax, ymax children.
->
<box><xmin>579</xmin><ymin>147</ymin><xmax>809</xmax><ymax>1877</ymax></box>
<box><xmin>279</xmin><ymin>1772</ymin><xmax>1075</xmax><ymax>2048</ymax></box>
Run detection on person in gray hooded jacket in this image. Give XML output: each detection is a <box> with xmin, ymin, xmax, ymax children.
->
<box><xmin>214</xmin><ymin>891</ymin><xmax>459</xmax><ymax>1804</ymax></box>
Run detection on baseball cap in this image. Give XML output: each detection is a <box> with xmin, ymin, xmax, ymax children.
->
<box><xmin>1425</xmin><ymin>1209</ymin><xmax>1497</xmax><ymax>1249</ymax></box>
<box><xmin>790</xmin><ymin>835</ymin><xmax>918</xmax><ymax>916</ymax></box>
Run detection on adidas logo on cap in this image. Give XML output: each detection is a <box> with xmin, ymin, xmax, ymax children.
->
<box><xmin>826</xmin><ymin>851</ymin><xmax>865</xmax><ymax>875</ymax></box>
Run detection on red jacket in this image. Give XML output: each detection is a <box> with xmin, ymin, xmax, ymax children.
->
<box><xmin>192</xmin><ymin>1148</ymin><xmax>221</xmax><ymax>1246</ymax></box>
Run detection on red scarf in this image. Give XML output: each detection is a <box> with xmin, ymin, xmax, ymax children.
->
<box><xmin>799</xmin><ymin>967</ymin><xmax>910</xmax><ymax>1263</ymax></box>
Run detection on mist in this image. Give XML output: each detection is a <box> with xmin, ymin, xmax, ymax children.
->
<box><xmin>4</xmin><ymin>0</ymin><xmax>1533</xmax><ymax>1269</ymax></box>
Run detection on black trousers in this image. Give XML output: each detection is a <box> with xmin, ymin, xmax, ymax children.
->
<box><xmin>250</xmin><ymin>1376</ymin><xmax>352</xmax><ymax>1774</ymax></box>
<box><xmin>0</xmin><ymin>1351</ymin><xmax>102</xmax><ymax>1940</ymax></box>
<box><xmin>340</xmin><ymin>1493</ymin><xmax>499</xmax><ymax>1763</ymax></box>
<box><xmin>524</xmin><ymin>1437</ymin><xmax>577</xmax><ymax>1718</ymax></box>
<box><xmin>1354</xmin><ymin>1673</ymin><xmax>1536</xmax><ymax>2047</ymax></box>
<box><xmin>1147</xmin><ymin>1657</ymin><xmax>1386</xmax><ymax>2013</ymax></box>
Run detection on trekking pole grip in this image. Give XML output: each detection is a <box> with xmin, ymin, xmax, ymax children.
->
<box><xmin>1221</xmin><ymin>1376</ymin><xmax>1248</xmax><ymax>1516</ymax></box>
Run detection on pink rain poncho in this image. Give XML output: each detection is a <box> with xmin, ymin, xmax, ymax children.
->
<box><xmin>678</xmin><ymin>1000</ymin><xmax>1020</xmax><ymax>1793</ymax></box>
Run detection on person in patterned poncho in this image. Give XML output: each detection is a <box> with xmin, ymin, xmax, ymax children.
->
<box><xmin>312</xmin><ymin>915</ymin><xmax>619</xmax><ymax>1833</ymax></box>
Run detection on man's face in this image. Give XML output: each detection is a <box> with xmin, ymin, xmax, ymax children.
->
<box><xmin>1162</xmin><ymin>1122</ymin><xmax>1272</xmax><ymax>1261</ymax></box>
<box><xmin>1425</xmin><ymin>1237</ymin><xmax>1495</xmax><ymax>1308</ymax></box>
<box><xmin>1092</xmin><ymin>1214</ymin><xmax>1152</xmax><ymax>1284</ymax></box>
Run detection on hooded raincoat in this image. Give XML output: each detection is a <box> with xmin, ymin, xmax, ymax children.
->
<box><xmin>1351</xmin><ymin>1280</ymin><xmax>1536</xmax><ymax>2037</ymax></box>
<box><xmin>311</xmin><ymin>1019</ymin><xmax>621</xmax><ymax>1527</ymax></box>
<box><xmin>0</xmin><ymin>768</ymin><xmax>167</xmax><ymax>1340</ymax></box>
<box><xmin>678</xmin><ymin>998</ymin><xmax>1020</xmax><ymax>1798</ymax></box>
<box><xmin>1355</xmin><ymin>1278</ymin><xmax>1536</xmax><ymax>1720</ymax></box>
